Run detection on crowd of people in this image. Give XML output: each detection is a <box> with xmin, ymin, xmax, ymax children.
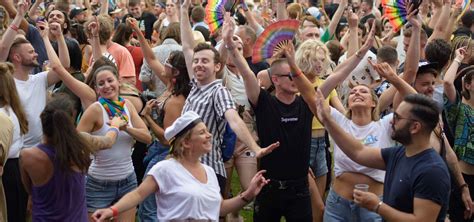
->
<box><xmin>0</xmin><ymin>0</ymin><xmax>472</xmax><ymax>221</ymax></box>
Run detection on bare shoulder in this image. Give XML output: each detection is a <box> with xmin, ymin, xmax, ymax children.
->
<box><xmin>20</xmin><ymin>147</ymin><xmax>49</xmax><ymax>167</ymax></box>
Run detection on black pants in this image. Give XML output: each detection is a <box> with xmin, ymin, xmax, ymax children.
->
<box><xmin>3</xmin><ymin>158</ymin><xmax>28</xmax><ymax>222</ymax></box>
<box><xmin>449</xmin><ymin>173</ymin><xmax>474</xmax><ymax>222</ymax></box>
<box><xmin>253</xmin><ymin>177</ymin><xmax>312</xmax><ymax>222</ymax></box>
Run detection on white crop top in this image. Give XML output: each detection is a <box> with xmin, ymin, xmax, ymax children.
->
<box><xmin>88</xmin><ymin>102</ymin><xmax>135</xmax><ymax>180</ymax></box>
<box><xmin>330</xmin><ymin>108</ymin><xmax>396</xmax><ymax>183</ymax></box>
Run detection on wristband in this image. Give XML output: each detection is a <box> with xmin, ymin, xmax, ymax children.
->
<box><xmin>239</xmin><ymin>193</ymin><xmax>251</xmax><ymax>203</ymax></box>
<box><xmin>10</xmin><ymin>24</ymin><xmax>19</xmax><ymax>32</ymax></box>
<box><xmin>108</xmin><ymin>127</ymin><xmax>120</xmax><ymax>134</ymax></box>
<box><xmin>110</xmin><ymin>206</ymin><xmax>119</xmax><ymax>217</ymax></box>
<box><xmin>290</xmin><ymin>69</ymin><xmax>303</xmax><ymax>78</ymax></box>
<box><xmin>454</xmin><ymin>58</ymin><xmax>462</xmax><ymax>64</ymax></box>
<box><xmin>460</xmin><ymin>183</ymin><xmax>469</xmax><ymax>190</ymax></box>
<box><xmin>373</xmin><ymin>201</ymin><xmax>383</xmax><ymax>213</ymax></box>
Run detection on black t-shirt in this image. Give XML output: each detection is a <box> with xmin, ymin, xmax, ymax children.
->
<box><xmin>360</xmin><ymin>14</ymin><xmax>375</xmax><ymax>25</ymax></box>
<box><xmin>245</xmin><ymin>57</ymin><xmax>269</xmax><ymax>76</ymax></box>
<box><xmin>51</xmin><ymin>37</ymin><xmax>82</xmax><ymax>72</ymax></box>
<box><xmin>122</xmin><ymin>12</ymin><xmax>157</xmax><ymax>40</ymax></box>
<box><xmin>382</xmin><ymin>146</ymin><xmax>450</xmax><ymax>222</ymax></box>
<box><xmin>251</xmin><ymin>89</ymin><xmax>313</xmax><ymax>180</ymax></box>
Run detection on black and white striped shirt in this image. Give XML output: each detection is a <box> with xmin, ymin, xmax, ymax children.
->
<box><xmin>182</xmin><ymin>79</ymin><xmax>236</xmax><ymax>177</ymax></box>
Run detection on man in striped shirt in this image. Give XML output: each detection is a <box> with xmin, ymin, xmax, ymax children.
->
<box><xmin>180</xmin><ymin>1</ymin><xmax>279</xmax><ymax>194</ymax></box>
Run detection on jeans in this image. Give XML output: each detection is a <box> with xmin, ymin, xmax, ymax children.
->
<box><xmin>324</xmin><ymin>189</ymin><xmax>382</xmax><ymax>222</ymax></box>
<box><xmin>138</xmin><ymin>140</ymin><xmax>169</xmax><ymax>222</ymax></box>
<box><xmin>309</xmin><ymin>137</ymin><xmax>328</xmax><ymax>177</ymax></box>
<box><xmin>253</xmin><ymin>177</ymin><xmax>312</xmax><ymax>222</ymax></box>
<box><xmin>86</xmin><ymin>173</ymin><xmax>137</xmax><ymax>212</ymax></box>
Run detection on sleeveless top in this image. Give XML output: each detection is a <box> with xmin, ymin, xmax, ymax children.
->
<box><xmin>32</xmin><ymin>144</ymin><xmax>88</xmax><ymax>222</ymax></box>
<box><xmin>88</xmin><ymin>102</ymin><xmax>135</xmax><ymax>180</ymax></box>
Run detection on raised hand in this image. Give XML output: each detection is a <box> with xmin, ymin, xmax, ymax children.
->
<box><xmin>282</xmin><ymin>42</ymin><xmax>296</xmax><ymax>65</ymax></box>
<box><xmin>222</xmin><ymin>12</ymin><xmax>235</xmax><ymax>46</ymax></box>
<box><xmin>126</xmin><ymin>17</ymin><xmax>140</xmax><ymax>32</ymax></box>
<box><xmin>17</xmin><ymin>1</ymin><xmax>29</xmax><ymax>18</ymax></box>
<box><xmin>37</xmin><ymin>21</ymin><xmax>49</xmax><ymax>38</ymax></box>
<box><xmin>49</xmin><ymin>22</ymin><xmax>62</xmax><ymax>38</ymax></box>
<box><xmin>359</xmin><ymin>21</ymin><xmax>376</xmax><ymax>54</ymax></box>
<box><xmin>348</xmin><ymin>9</ymin><xmax>358</xmax><ymax>28</ymax></box>
<box><xmin>406</xmin><ymin>0</ymin><xmax>421</xmax><ymax>29</ymax></box>
<box><xmin>368</xmin><ymin>60</ymin><xmax>397</xmax><ymax>80</ymax></box>
<box><xmin>87</xmin><ymin>17</ymin><xmax>100</xmax><ymax>37</ymax></box>
<box><xmin>455</xmin><ymin>47</ymin><xmax>467</xmax><ymax>62</ymax></box>
<box><xmin>182</xmin><ymin>0</ymin><xmax>191</xmax><ymax>8</ymax></box>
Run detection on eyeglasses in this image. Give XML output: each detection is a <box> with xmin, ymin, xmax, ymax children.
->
<box><xmin>274</xmin><ymin>74</ymin><xmax>293</xmax><ymax>81</ymax></box>
<box><xmin>393</xmin><ymin>112</ymin><xmax>419</xmax><ymax>123</ymax></box>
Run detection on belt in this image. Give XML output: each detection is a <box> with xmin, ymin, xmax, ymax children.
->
<box><xmin>268</xmin><ymin>177</ymin><xmax>308</xmax><ymax>190</ymax></box>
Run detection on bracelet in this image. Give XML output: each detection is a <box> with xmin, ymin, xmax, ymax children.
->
<box><xmin>107</xmin><ymin>127</ymin><xmax>120</xmax><ymax>134</ymax></box>
<box><xmin>10</xmin><ymin>24</ymin><xmax>19</xmax><ymax>32</ymax></box>
<box><xmin>454</xmin><ymin>58</ymin><xmax>462</xmax><ymax>64</ymax></box>
<box><xmin>373</xmin><ymin>201</ymin><xmax>383</xmax><ymax>213</ymax></box>
<box><xmin>239</xmin><ymin>193</ymin><xmax>251</xmax><ymax>203</ymax></box>
<box><xmin>460</xmin><ymin>183</ymin><xmax>469</xmax><ymax>190</ymax></box>
<box><xmin>290</xmin><ymin>69</ymin><xmax>303</xmax><ymax>78</ymax></box>
<box><xmin>110</xmin><ymin>206</ymin><xmax>119</xmax><ymax>217</ymax></box>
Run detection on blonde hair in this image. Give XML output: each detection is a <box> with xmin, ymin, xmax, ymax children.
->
<box><xmin>169</xmin><ymin>129</ymin><xmax>193</xmax><ymax>159</ymax></box>
<box><xmin>345</xmin><ymin>84</ymin><xmax>380</xmax><ymax>121</ymax></box>
<box><xmin>0</xmin><ymin>6</ymin><xmax>9</xmax><ymax>30</ymax></box>
<box><xmin>295</xmin><ymin>39</ymin><xmax>331</xmax><ymax>76</ymax></box>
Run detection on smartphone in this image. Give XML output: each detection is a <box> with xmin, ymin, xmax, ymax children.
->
<box><xmin>36</xmin><ymin>16</ymin><xmax>45</xmax><ymax>23</ymax></box>
<box><xmin>410</xmin><ymin>0</ymin><xmax>422</xmax><ymax>12</ymax></box>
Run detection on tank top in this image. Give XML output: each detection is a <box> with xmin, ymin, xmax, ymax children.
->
<box><xmin>88</xmin><ymin>102</ymin><xmax>135</xmax><ymax>180</ymax></box>
<box><xmin>32</xmin><ymin>144</ymin><xmax>88</xmax><ymax>222</ymax></box>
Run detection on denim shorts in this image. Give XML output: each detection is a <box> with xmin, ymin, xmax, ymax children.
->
<box><xmin>309</xmin><ymin>137</ymin><xmax>328</xmax><ymax>177</ymax></box>
<box><xmin>85</xmin><ymin>173</ymin><xmax>137</xmax><ymax>212</ymax></box>
<box><xmin>324</xmin><ymin>188</ymin><xmax>382</xmax><ymax>222</ymax></box>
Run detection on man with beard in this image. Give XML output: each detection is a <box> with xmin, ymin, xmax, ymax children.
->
<box><xmin>7</xmin><ymin>22</ymin><xmax>62</xmax><ymax>222</ymax></box>
<box><xmin>314</xmin><ymin>91</ymin><xmax>451</xmax><ymax>221</ymax></box>
<box><xmin>122</xmin><ymin>0</ymin><xmax>156</xmax><ymax>40</ymax></box>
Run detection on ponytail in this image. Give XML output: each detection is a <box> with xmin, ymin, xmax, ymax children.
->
<box><xmin>41</xmin><ymin>96</ymin><xmax>92</xmax><ymax>173</ymax></box>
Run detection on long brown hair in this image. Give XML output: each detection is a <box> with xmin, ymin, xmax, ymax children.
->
<box><xmin>40</xmin><ymin>95</ymin><xmax>92</xmax><ymax>173</ymax></box>
<box><xmin>0</xmin><ymin>62</ymin><xmax>28</xmax><ymax>135</ymax></box>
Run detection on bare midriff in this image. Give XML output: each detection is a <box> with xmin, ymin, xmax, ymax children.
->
<box><xmin>333</xmin><ymin>172</ymin><xmax>384</xmax><ymax>200</ymax></box>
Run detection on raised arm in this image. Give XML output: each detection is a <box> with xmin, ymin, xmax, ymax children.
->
<box><xmin>222</xmin><ymin>12</ymin><xmax>260</xmax><ymax>105</ymax></box>
<box><xmin>444</xmin><ymin>47</ymin><xmax>466</xmax><ymax>103</ymax></box>
<box><xmin>50</xmin><ymin>22</ymin><xmax>71</xmax><ymax>69</ymax></box>
<box><xmin>319</xmin><ymin>22</ymin><xmax>376</xmax><ymax>97</ymax></box>
<box><xmin>240</xmin><ymin>1</ymin><xmax>263</xmax><ymax>35</ymax></box>
<box><xmin>28</xmin><ymin>0</ymin><xmax>42</xmax><ymax>22</ymax></box>
<box><xmin>327</xmin><ymin>0</ymin><xmax>348</xmax><ymax>41</ymax></box>
<box><xmin>314</xmin><ymin>88</ymin><xmax>386</xmax><ymax>170</ymax></box>
<box><xmin>0</xmin><ymin>0</ymin><xmax>29</xmax><ymax>33</ymax></box>
<box><xmin>37</xmin><ymin>21</ymin><xmax>61</xmax><ymax>86</ymax></box>
<box><xmin>400</xmin><ymin>5</ymin><xmax>421</xmax><ymax>84</ymax></box>
<box><xmin>86</xmin><ymin>17</ymin><xmax>105</xmax><ymax>62</ymax></box>
<box><xmin>127</xmin><ymin>18</ymin><xmax>167</xmax><ymax>84</ymax></box>
<box><xmin>275</xmin><ymin>0</ymin><xmax>288</xmax><ymax>20</ymax></box>
<box><xmin>99</xmin><ymin>0</ymin><xmax>109</xmax><ymax>15</ymax></box>
<box><xmin>427</xmin><ymin>0</ymin><xmax>451</xmax><ymax>43</ymax></box>
<box><xmin>346</xmin><ymin>9</ymin><xmax>360</xmax><ymax>57</ymax></box>
<box><xmin>180</xmin><ymin>0</ymin><xmax>196</xmax><ymax>80</ymax></box>
<box><xmin>0</xmin><ymin>1</ymin><xmax>28</xmax><ymax>61</ymax></box>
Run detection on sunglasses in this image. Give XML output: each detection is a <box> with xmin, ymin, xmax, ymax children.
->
<box><xmin>274</xmin><ymin>74</ymin><xmax>293</xmax><ymax>81</ymax></box>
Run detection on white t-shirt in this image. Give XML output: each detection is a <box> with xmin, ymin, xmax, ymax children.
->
<box><xmin>0</xmin><ymin>106</ymin><xmax>24</xmax><ymax>158</ymax></box>
<box><xmin>331</xmin><ymin>108</ymin><xmax>396</xmax><ymax>183</ymax></box>
<box><xmin>14</xmin><ymin>72</ymin><xmax>48</xmax><ymax>148</ymax></box>
<box><xmin>148</xmin><ymin>158</ymin><xmax>222</xmax><ymax>221</ymax></box>
<box><xmin>222</xmin><ymin>66</ymin><xmax>251</xmax><ymax>110</ymax></box>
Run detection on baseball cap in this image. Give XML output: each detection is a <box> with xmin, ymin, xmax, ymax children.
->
<box><xmin>69</xmin><ymin>7</ymin><xmax>87</xmax><ymax>19</ymax></box>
